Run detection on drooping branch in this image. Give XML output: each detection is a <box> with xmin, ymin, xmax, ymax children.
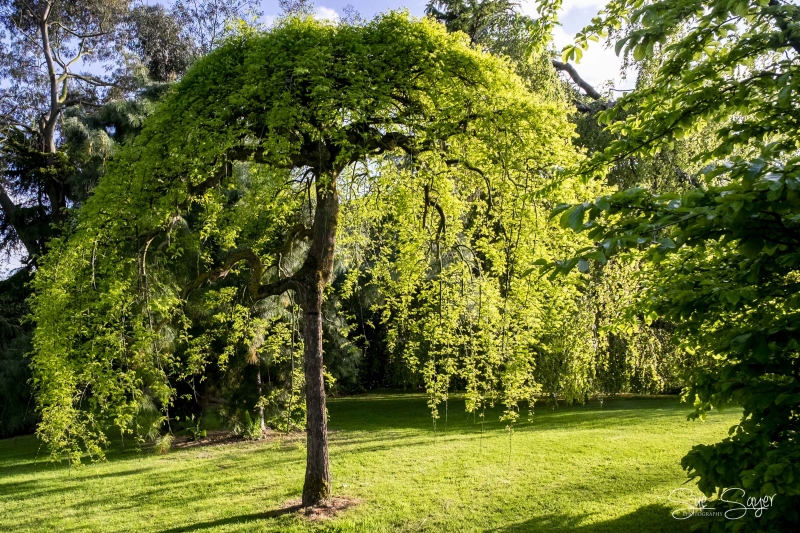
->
<box><xmin>0</xmin><ymin>183</ymin><xmax>19</xmax><ymax>223</ymax></box>
<box><xmin>444</xmin><ymin>158</ymin><xmax>493</xmax><ymax>214</ymax></box>
<box><xmin>180</xmin><ymin>223</ymin><xmax>313</xmax><ymax>299</ymax></box>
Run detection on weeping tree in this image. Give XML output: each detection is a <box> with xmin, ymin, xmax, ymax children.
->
<box><xmin>30</xmin><ymin>14</ymin><xmax>582</xmax><ymax>506</ymax></box>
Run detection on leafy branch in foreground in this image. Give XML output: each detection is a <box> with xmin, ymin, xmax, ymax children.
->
<box><xmin>549</xmin><ymin>1</ymin><xmax>800</xmax><ymax>531</ymax></box>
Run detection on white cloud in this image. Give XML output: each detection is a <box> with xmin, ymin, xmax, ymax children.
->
<box><xmin>314</xmin><ymin>6</ymin><xmax>340</xmax><ymax>21</ymax></box>
<box><xmin>559</xmin><ymin>0</ymin><xmax>608</xmax><ymax>17</ymax></box>
<box><xmin>519</xmin><ymin>0</ymin><xmax>607</xmax><ymax>19</ymax></box>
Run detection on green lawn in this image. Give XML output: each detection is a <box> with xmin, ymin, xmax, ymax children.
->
<box><xmin>0</xmin><ymin>394</ymin><xmax>740</xmax><ymax>532</ymax></box>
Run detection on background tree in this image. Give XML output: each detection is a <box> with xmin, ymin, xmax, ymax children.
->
<box><xmin>0</xmin><ymin>0</ymin><xmax>259</xmax><ymax>264</ymax></box>
<box><xmin>426</xmin><ymin>0</ymin><xmax>618</xmax><ymax>110</ymax></box>
<box><xmin>126</xmin><ymin>4</ymin><xmax>194</xmax><ymax>83</ymax></box>
<box><xmin>0</xmin><ymin>0</ymin><xmax>257</xmax><ymax>438</ymax></box>
<box><xmin>0</xmin><ymin>0</ymin><xmax>131</xmax><ymax>260</ymax></box>
<box><xmin>425</xmin><ymin>0</ymin><xmax>694</xmax><ymax>399</ymax></box>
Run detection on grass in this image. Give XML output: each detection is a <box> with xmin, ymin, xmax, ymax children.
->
<box><xmin>0</xmin><ymin>393</ymin><xmax>740</xmax><ymax>533</ymax></box>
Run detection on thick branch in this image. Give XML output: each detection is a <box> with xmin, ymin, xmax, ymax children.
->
<box><xmin>181</xmin><ymin>223</ymin><xmax>312</xmax><ymax>299</ymax></box>
<box><xmin>182</xmin><ymin>249</ymin><xmax>264</xmax><ymax>298</ymax></box>
<box><xmin>350</xmin><ymin>128</ymin><xmax>436</xmax><ymax>162</ymax></box>
<box><xmin>256</xmin><ymin>276</ymin><xmax>301</xmax><ymax>299</ymax></box>
<box><xmin>552</xmin><ymin>60</ymin><xmax>616</xmax><ymax>111</ymax></box>
<box><xmin>187</xmin><ymin>147</ymin><xmax>271</xmax><ymax>197</ymax></box>
<box><xmin>39</xmin><ymin>5</ymin><xmax>59</xmax><ymax>154</ymax></box>
<box><xmin>0</xmin><ymin>182</ymin><xmax>37</xmax><ymax>257</ymax></box>
<box><xmin>277</xmin><ymin>224</ymin><xmax>313</xmax><ymax>254</ymax></box>
<box><xmin>0</xmin><ymin>182</ymin><xmax>18</xmax><ymax>222</ymax></box>
<box><xmin>552</xmin><ymin>60</ymin><xmax>604</xmax><ymax>100</ymax></box>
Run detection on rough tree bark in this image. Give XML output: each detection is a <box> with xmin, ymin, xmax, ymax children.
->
<box><xmin>297</xmin><ymin>173</ymin><xmax>339</xmax><ymax>506</ymax></box>
<box><xmin>299</xmin><ymin>286</ymin><xmax>331</xmax><ymax>505</ymax></box>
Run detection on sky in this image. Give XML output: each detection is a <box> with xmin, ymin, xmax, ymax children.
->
<box><xmin>0</xmin><ymin>0</ymin><xmax>627</xmax><ymax>277</ymax></box>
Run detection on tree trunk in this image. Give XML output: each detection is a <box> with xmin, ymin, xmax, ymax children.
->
<box><xmin>298</xmin><ymin>172</ymin><xmax>339</xmax><ymax>506</ymax></box>
<box><xmin>256</xmin><ymin>367</ymin><xmax>266</xmax><ymax>433</ymax></box>
<box><xmin>300</xmin><ymin>288</ymin><xmax>331</xmax><ymax>506</ymax></box>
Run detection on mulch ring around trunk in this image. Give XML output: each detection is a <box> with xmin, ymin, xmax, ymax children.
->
<box><xmin>281</xmin><ymin>496</ymin><xmax>363</xmax><ymax>521</ymax></box>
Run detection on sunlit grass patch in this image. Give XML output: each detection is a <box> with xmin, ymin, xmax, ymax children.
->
<box><xmin>0</xmin><ymin>394</ymin><xmax>739</xmax><ymax>532</ymax></box>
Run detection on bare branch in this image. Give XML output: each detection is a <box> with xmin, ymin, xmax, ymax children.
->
<box><xmin>51</xmin><ymin>22</ymin><xmax>111</xmax><ymax>41</ymax></box>
<box><xmin>60</xmin><ymin>98</ymin><xmax>101</xmax><ymax>109</ymax></box>
<box><xmin>66</xmin><ymin>73</ymin><xmax>118</xmax><ymax>88</ymax></box>
<box><xmin>552</xmin><ymin>60</ymin><xmax>616</xmax><ymax>111</ymax></box>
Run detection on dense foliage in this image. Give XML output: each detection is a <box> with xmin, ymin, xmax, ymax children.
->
<box><xmin>0</xmin><ymin>270</ymin><xmax>36</xmax><ymax>437</ymax></box>
<box><xmin>0</xmin><ymin>0</ymin><xmax>256</xmax><ymax>441</ymax></box>
<box><xmin>551</xmin><ymin>0</ymin><xmax>800</xmax><ymax>530</ymax></box>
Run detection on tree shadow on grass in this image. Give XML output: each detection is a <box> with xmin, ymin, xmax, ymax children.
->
<box><xmin>154</xmin><ymin>503</ymin><xmax>692</xmax><ymax>533</ymax></box>
<box><xmin>156</xmin><ymin>505</ymin><xmax>303</xmax><ymax>533</ymax></box>
<box><xmin>0</xmin><ymin>466</ymin><xmax>156</xmax><ymax>500</ymax></box>
<box><xmin>328</xmin><ymin>395</ymin><xmax>690</xmax><ymax>434</ymax></box>
<box><xmin>488</xmin><ymin>504</ymin><xmax>693</xmax><ymax>533</ymax></box>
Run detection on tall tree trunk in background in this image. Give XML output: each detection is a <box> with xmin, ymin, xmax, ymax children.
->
<box><xmin>256</xmin><ymin>367</ymin><xmax>265</xmax><ymax>433</ymax></box>
<box><xmin>39</xmin><ymin>6</ymin><xmax>68</xmax><ymax>227</ymax></box>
